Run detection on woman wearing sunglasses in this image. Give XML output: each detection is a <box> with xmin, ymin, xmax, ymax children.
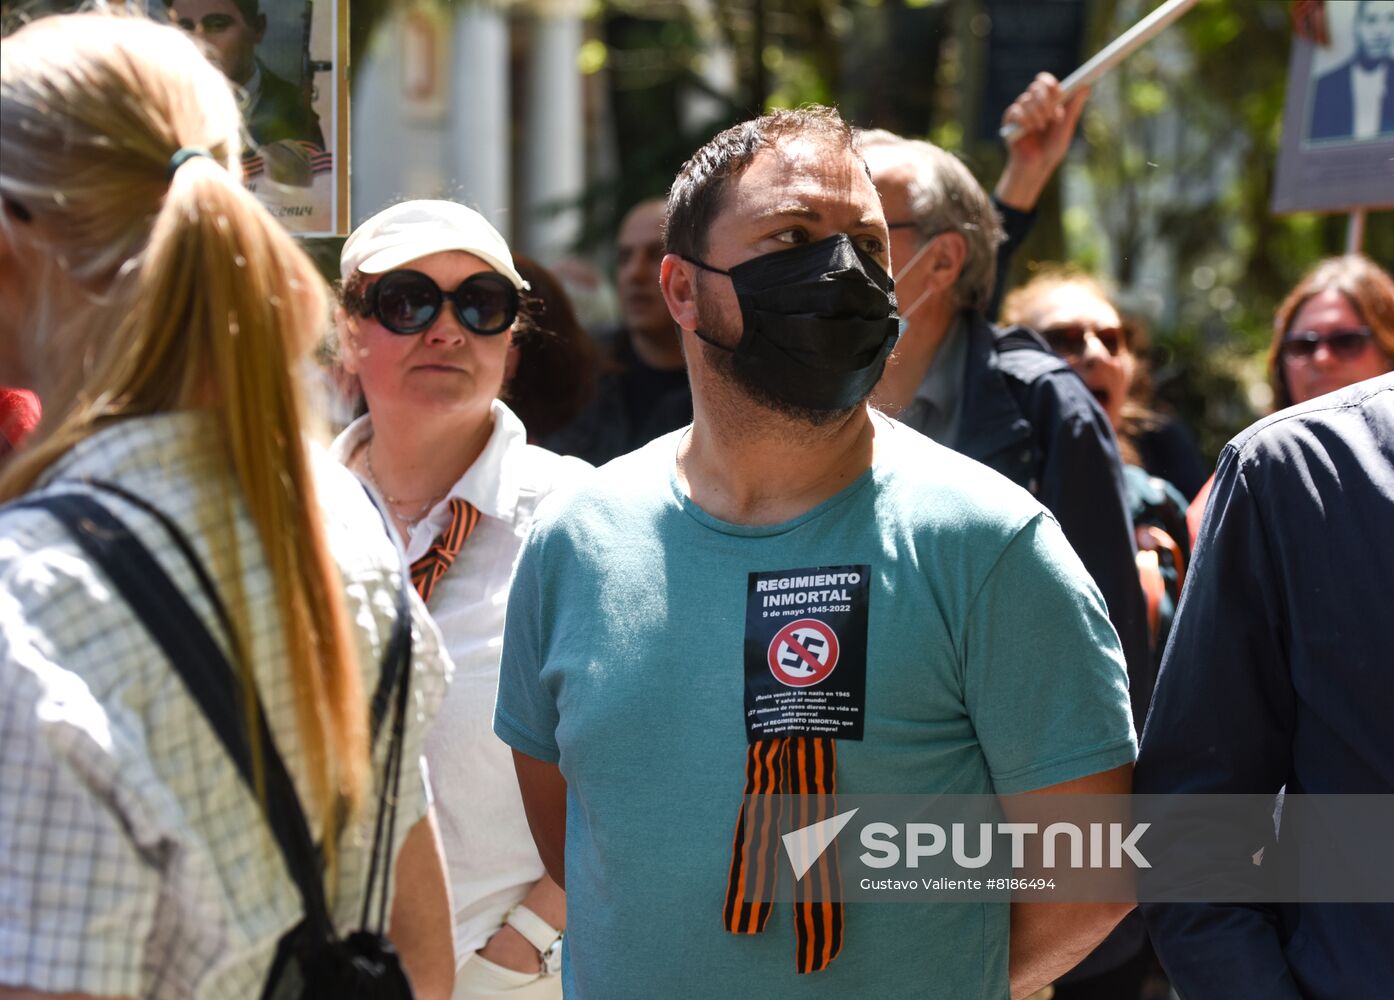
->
<box><xmin>1000</xmin><ymin>266</ymin><xmax>1195</xmax><ymax>670</ymax></box>
<box><xmin>0</xmin><ymin>12</ymin><xmax>454</xmax><ymax>998</ymax></box>
<box><xmin>1001</xmin><ymin>268</ymin><xmax>1207</xmax><ymax>501</ymax></box>
<box><xmin>1268</xmin><ymin>254</ymin><xmax>1394</xmax><ymax>411</ymax></box>
<box><xmin>1177</xmin><ymin>255</ymin><xmax>1394</xmax><ymax>542</ymax></box>
<box><xmin>1000</xmin><ymin>271</ymin><xmax>1196</xmax><ymax>673</ymax></box>
<box><xmin>333</xmin><ymin>200</ymin><xmax>590</xmax><ymax>1000</ymax></box>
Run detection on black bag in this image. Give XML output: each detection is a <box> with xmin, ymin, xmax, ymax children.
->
<box><xmin>13</xmin><ymin>481</ymin><xmax>417</xmax><ymax>999</ymax></box>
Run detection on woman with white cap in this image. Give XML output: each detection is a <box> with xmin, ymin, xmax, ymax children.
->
<box><xmin>334</xmin><ymin>200</ymin><xmax>589</xmax><ymax>999</ymax></box>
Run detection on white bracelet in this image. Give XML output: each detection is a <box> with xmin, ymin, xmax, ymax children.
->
<box><xmin>505</xmin><ymin>903</ymin><xmax>562</xmax><ymax>954</ymax></box>
<box><xmin>505</xmin><ymin>904</ymin><xmax>563</xmax><ymax>976</ymax></box>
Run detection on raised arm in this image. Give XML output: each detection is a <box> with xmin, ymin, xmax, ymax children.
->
<box><xmin>988</xmin><ymin>73</ymin><xmax>1090</xmax><ymax>319</ymax></box>
<box><xmin>995</xmin><ymin>72</ymin><xmax>1090</xmax><ymax>213</ymax></box>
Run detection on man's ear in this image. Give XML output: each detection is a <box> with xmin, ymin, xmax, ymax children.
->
<box><xmin>922</xmin><ymin>231</ymin><xmax>968</xmax><ymax>296</ymax></box>
<box><xmin>659</xmin><ymin>253</ymin><xmax>698</xmax><ymax>332</ymax></box>
<box><xmin>253</xmin><ymin>14</ymin><xmax>268</xmax><ymax>45</ymax></box>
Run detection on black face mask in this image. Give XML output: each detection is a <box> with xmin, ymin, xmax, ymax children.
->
<box><xmin>683</xmin><ymin>233</ymin><xmax>900</xmax><ymax>412</ymax></box>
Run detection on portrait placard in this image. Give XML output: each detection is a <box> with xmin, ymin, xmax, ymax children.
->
<box><xmin>1273</xmin><ymin>1</ymin><xmax>1394</xmax><ymax>215</ymax></box>
<box><xmin>160</xmin><ymin>0</ymin><xmax>349</xmax><ymax>235</ymax></box>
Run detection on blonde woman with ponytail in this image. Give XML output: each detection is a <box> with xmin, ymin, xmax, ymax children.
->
<box><xmin>0</xmin><ymin>12</ymin><xmax>454</xmax><ymax>999</ymax></box>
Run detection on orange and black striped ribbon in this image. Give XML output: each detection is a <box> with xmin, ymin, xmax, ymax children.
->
<box><xmin>725</xmin><ymin>735</ymin><xmax>844</xmax><ymax>973</ymax></box>
<box><xmin>409</xmin><ymin>497</ymin><xmax>480</xmax><ymax>603</ymax></box>
<box><xmin>1134</xmin><ymin>524</ymin><xmax>1188</xmax><ymax>644</ymax></box>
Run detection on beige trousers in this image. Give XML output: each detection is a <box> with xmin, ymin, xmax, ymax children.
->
<box><xmin>452</xmin><ymin>951</ymin><xmax>563</xmax><ymax>1000</ymax></box>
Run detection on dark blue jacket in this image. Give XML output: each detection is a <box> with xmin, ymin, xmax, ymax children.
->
<box><xmin>953</xmin><ymin>313</ymin><xmax>1154</xmax><ymax>730</ymax></box>
<box><xmin>1137</xmin><ymin>374</ymin><xmax>1394</xmax><ymax>999</ymax></box>
<box><xmin>1309</xmin><ymin>60</ymin><xmax>1394</xmax><ymax>142</ymax></box>
<box><xmin>248</xmin><ymin>62</ymin><xmax>324</xmax><ymax>150</ymax></box>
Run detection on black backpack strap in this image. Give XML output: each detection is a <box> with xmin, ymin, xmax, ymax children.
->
<box><xmin>76</xmin><ymin>478</ymin><xmax>406</xmax><ymax>743</ymax></box>
<box><xmin>79</xmin><ymin>479</ymin><xmax>416</xmax><ymax>931</ymax></box>
<box><xmin>8</xmin><ymin>490</ymin><xmax>339</xmax><ymax>939</ymax></box>
<box><xmin>8</xmin><ymin>483</ymin><xmax>416</xmax><ymax>938</ymax></box>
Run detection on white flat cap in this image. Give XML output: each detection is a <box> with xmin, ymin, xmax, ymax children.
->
<box><xmin>340</xmin><ymin>199</ymin><xmax>528</xmax><ymax>290</ymax></box>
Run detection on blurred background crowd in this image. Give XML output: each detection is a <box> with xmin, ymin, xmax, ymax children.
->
<box><xmin>5</xmin><ymin>0</ymin><xmax>1389</xmax><ymax>462</ymax></box>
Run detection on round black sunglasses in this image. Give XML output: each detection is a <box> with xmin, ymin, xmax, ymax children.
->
<box><xmin>356</xmin><ymin>269</ymin><xmax>519</xmax><ymax>336</ymax></box>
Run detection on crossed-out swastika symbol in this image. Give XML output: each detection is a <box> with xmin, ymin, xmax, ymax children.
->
<box><xmin>779</xmin><ymin>632</ymin><xmax>826</xmax><ymax>675</ymax></box>
<box><xmin>768</xmin><ymin>618</ymin><xmax>840</xmax><ymax>688</ymax></box>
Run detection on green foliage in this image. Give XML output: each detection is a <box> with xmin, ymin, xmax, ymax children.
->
<box><xmin>1029</xmin><ymin>0</ymin><xmax>1392</xmax><ymax>461</ymax></box>
<box><xmin>765</xmin><ymin>47</ymin><xmax>835</xmax><ymax>108</ymax></box>
<box><xmin>133</xmin><ymin>0</ymin><xmax>1394</xmax><ymax>455</ymax></box>
<box><xmin>13</xmin><ymin>0</ymin><xmax>1374</xmax><ymax>459</ymax></box>
<box><xmin>572</xmin><ymin>0</ymin><xmax>1394</xmax><ymax>456</ymax></box>
<box><xmin>1124</xmin><ymin>78</ymin><xmax>1167</xmax><ymax>116</ymax></box>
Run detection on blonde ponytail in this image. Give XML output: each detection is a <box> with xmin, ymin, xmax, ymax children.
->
<box><xmin>0</xmin><ymin>12</ymin><xmax>369</xmax><ymax>839</ymax></box>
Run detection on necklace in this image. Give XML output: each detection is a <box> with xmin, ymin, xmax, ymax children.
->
<box><xmin>363</xmin><ymin>441</ymin><xmax>448</xmax><ymax>529</ymax></box>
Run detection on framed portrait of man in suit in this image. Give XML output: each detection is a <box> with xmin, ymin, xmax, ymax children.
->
<box><xmin>1274</xmin><ymin>1</ymin><xmax>1394</xmax><ymax>214</ymax></box>
<box><xmin>163</xmin><ymin>0</ymin><xmax>350</xmax><ymax>235</ymax></box>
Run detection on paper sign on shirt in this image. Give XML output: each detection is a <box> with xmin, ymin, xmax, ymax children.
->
<box><xmin>744</xmin><ymin>564</ymin><xmax>869</xmax><ymax>742</ymax></box>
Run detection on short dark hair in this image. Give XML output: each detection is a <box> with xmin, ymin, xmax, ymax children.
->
<box><xmin>164</xmin><ymin>0</ymin><xmax>261</xmax><ymax>25</ymax></box>
<box><xmin>664</xmin><ymin>106</ymin><xmax>856</xmax><ymax>260</ymax></box>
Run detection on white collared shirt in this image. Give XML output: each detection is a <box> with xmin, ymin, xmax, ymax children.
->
<box><xmin>0</xmin><ymin>412</ymin><xmax>452</xmax><ymax>998</ymax></box>
<box><xmin>1353</xmin><ymin>61</ymin><xmax>1388</xmax><ymax>140</ymax></box>
<box><xmin>236</xmin><ymin>60</ymin><xmax>262</xmax><ymax>122</ymax></box>
<box><xmin>332</xmin><ymin>400</ymin><xmax>591</xmax><ymax>962</ymax></box>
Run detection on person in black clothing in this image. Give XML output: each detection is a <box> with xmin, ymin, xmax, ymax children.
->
<box><xmin>506</xmin><ymin>254</ymin><xmax>601</xmax><ymax>440</ymax></box>
<box><xmin>859</xmin><ymin>85</ymin><xmax>1155</xmax><ymax>1000</ymax></box>
<box><xmin>1137</xmin><ymin>373</ymin><xmax>1394</xmax><ymax>1000</ymax></box>
<box><xmin>1001</xmin><ymin>269</ymin><xmax>1196</xmax><ymax>685</ymax></box>
<box><xmin>1002</xmin><ymin>273</ymin><xmax>1164</xmax><ymax>461</ymax></box>
<box><xmin>540</xmin><ymin>198</ymin><xmax>692</xmax><ymax>465</ymax></box>
<box><xmin>1000</xmin><ymin>268</ymin><xmax>1207</xmax><ymax>500</ymax></box>
<box><xmin>857</xmin><ymin>84</ymin><xmax>1151</xmax><ymax>725</ymax></box>
<box><xmin>246</xmin><ymin>59</ymin><xmax>325</xmax><ymax>150</ymax></box>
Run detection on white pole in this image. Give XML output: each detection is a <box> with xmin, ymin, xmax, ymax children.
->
<box><xmin>1346</xmin><ymin>209</ymin><xmax>1367</xmax><ymax>254</ymax></box>
<box><xmin>522</xmin><ymin>2</ymin><xmax>586</xmax><ymax>261</ymax></box>
<box><xmin>450</xmin><ymin>4</ymin><xmax>511</xmax><ymax>238</ymax></box>
<box><xmin>1000</xmin><ymin>0</ymin><xmax>1203</xmax><ymax>142</ymax></box>
<box><xmin>682</xmin><ymin>0</ymin><xmax>738</xmax><ymax>134</ymax></box>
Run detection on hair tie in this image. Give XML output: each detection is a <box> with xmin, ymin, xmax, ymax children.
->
<box><xmin>166</xmin><ymin>146</ymin><xmax>214</xmax><ymax>181</ymax></box>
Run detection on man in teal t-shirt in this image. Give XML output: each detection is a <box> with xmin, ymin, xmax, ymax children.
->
<box><xmin>495</xmin><ymin>105</ymin><xmax>1136</xmax><ymax>999</ymax></box>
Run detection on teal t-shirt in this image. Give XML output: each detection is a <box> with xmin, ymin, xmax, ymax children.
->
<box><xmin>495</xmin><ymin>414</ymin><xmax>1136</xmax><ymax>999</ymax></box>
